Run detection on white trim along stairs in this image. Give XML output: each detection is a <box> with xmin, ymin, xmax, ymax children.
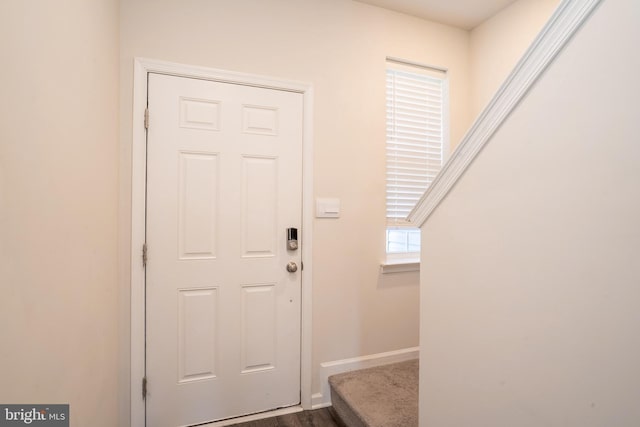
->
<box><xmin>408</xmin><ymin>0</ymin><xmax>603</xmax><ymax>227</ymax></box>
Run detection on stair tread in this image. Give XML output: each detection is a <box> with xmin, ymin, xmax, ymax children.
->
<box><xmin>328</xmin><ymin>359</ymin><xmax>418</xmax><ymax>427</ymax></box>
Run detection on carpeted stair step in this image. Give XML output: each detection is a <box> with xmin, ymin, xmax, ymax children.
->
<box><xmin>328</xmin><ymin>359</ymin><xmax>418</xmax><ymax>427</ymax></box>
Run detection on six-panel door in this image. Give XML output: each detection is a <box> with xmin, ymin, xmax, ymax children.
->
<box><xmin>146</xmin><ymin>73</ymin><xmax>303</xmax><ymax>427</ymax></box>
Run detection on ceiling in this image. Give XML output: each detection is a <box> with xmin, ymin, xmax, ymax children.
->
<box><xmin>353</xmin><ymin>0</ymin><xmax>520</xmax><ymax>30</ymax></box>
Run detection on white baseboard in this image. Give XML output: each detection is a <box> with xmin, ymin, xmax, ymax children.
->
<box><xmin>312</xmin><ymin>346</ymin><xmax>419</xmax><ymax>409</ymax></box>
<box><xmin>311</xmin><ymin>393</ymin><xmax>330</xmax><ymax>409</ymax></box>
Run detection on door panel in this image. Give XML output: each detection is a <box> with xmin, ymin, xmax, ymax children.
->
<box><xmin>178</xmin><ymin>152</ymin><xmax>218</xmax><ymax>260</ymax></box>
<box><xmin>241</xmin><ymin>155</ymin><xmax>278</xmax><ymax>257</ymax></box>
<box><xmin>146</xmin><ymin>73</ymin><xmax>303</xmax><ymax>427</ymax></box>
<box><xmin>178</xmin><ymin>287</ymin><xmax>218</xmax><ymax>383</ymax></box>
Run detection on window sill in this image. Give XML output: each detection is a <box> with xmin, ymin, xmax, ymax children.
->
<box><xmin>380</xmin><ymin>259</ymin><xmax>420</xmax><ymax>274</ymax></box>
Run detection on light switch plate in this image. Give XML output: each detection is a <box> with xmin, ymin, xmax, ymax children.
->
<box><xmin>316</xmin><ymin>198</ymin><xmax>340</xmax><ymax>218</ymax></box>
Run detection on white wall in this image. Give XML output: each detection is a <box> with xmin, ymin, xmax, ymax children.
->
<box><xmin>0</xmin><ymin>1</ymin><xmax>120</xmax><ymax>426</ymax></box>
<box><xmin>419</xmin><ymin>0</ymin><xmax>640</xmax><ymax>425</ymax></box>
<box><xmin>469</xmin><ymin>0</ymin><xmax>560</xmax><ymax>120</ymax></box>
<box><xmin>119</xmin><ymin>0</ymin><xmax>471</xmax><ymax>405</ymax></box>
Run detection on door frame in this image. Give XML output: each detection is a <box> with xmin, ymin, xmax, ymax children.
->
<box><xmin>130</xmin><ymin>57</ymin><xmax>314</xmax><ymax>426</ymax></box>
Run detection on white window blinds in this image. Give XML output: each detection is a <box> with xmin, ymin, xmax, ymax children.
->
<box><xmin>386</xmin><ymin>65</ymin><xmax>446</xmax><ymax>224</ymax></box>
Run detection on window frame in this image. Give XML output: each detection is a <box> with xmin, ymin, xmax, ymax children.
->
<box><xmin>384</xmin><ymin>58</ymin><xmax>449</xmax><ymax>267</ymax></box>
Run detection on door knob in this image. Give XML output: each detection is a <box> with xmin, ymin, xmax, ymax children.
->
<box><xmin>286</xmin><ymin>262</ymin><xmax>298</xmax><ymax>273</ymax></box>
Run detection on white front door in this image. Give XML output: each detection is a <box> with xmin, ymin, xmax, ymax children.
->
<box><xmin>145</xmin><ymin>73</ymin><xmax>303</xmax><ymax>427</ymax></box>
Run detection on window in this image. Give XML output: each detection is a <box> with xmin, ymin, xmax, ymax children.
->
<box><xmin>385</xmin><ymin>58</ymin><xmax>448</xmax><ymax>262</ymax></box>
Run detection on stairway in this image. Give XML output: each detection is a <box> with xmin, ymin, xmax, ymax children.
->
<box><xmin>328</xmin><ymin>359</ymin><xmax>418</xmax><ymax>427</ymax></box>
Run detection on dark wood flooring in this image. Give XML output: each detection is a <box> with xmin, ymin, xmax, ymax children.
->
<box><xmin>226</xmin><ymin>408</ymin><xmax>342</xmax><ymax>427</ymax></box>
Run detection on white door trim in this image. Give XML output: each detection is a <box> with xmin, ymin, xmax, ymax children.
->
<box><xmin>130</xmin><ymin>57</ymin><xmax>314</xmax><ymax>427</ymax></box>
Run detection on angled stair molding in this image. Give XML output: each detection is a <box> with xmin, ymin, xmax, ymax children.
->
<box><xmin>408</xmin><ymin>0</ymin><xmax>603</xmax><ymax>227</ymax></box>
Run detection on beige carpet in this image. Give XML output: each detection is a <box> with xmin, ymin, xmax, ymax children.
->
<box><xmin>328</xmin><ymin>359</ymin><xmax>418</xmax><ymax>427</ymax></box>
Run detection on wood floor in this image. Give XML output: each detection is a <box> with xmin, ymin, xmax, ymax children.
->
<box><xmin>227</xmin><ymin>408</ymin><xmax>342</xmax><ymax>427</ymax></box>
